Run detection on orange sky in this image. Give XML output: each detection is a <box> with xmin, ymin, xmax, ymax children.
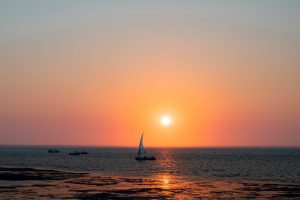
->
<box><xmin>0</xmin><ymin>1</ymin><xmax>299</xmax><ymax>146</ymax></box>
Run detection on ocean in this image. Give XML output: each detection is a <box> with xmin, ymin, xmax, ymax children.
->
<box><xmin>0</xmin><ymin>146</ymin><xmax>299</xmax><ymax>184</ymax></box>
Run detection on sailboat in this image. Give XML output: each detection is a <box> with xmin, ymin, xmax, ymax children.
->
<box><xmin>135</xmin><ymin>131</ymin><xmax>156</xmax><ymax>161</ymax></box>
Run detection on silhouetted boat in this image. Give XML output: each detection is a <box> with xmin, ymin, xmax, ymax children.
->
<box><xmin>80</xmin><ymin>151</ymin><xmax>88</xmax><ymax>154</ymax></box>
<box><xmin>69</xmin><ymin>151</ymin><xmax>80</xmax><ymax>156</ymax></box>
<box><xmin>48</xmin><ymin>149</ymin><xmax>59</xmax><ymax>153</ymax></box>
<box><xmin>135</xmin><ymin>131</ymin><xmax>156</xmax><ymax>161</ymax></box>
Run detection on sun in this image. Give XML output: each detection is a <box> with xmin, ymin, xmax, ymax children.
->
<box><xmin>161</xmin><ymin>116</ymin><xmax>171</xmax><ymax>126</ymax></box>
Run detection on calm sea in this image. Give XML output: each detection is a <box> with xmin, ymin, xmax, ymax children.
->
<box><xmin>0</xmin><ymin>147</ymin><xmax>299</xmax><ymax>183</ymax></box>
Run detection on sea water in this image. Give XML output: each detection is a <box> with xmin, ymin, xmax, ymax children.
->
<box><xmin>0</xmin><ymin>147</ymin><xmax>299</xmax><ymax>183</ymax></box>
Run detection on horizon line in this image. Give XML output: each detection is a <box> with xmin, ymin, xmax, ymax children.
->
<box><xmin>0</xmin><ymin>144</ymin><xmax>299</xmax><ymax>148</ymax></box>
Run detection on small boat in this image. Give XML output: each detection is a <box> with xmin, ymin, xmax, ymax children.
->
<box><xmin>69</xmin><ymin>151</ymin><xmax>80</xmax><ymax>156</ymax></box>
<box><xmin>48</xmin><ymin>149</ymin><xmax>59</xmax><ymax>153</ymax></box>
<box><xmin>135</xmin><ymin>131</ymin><xmax>156</xmax><ymax>161</ymax></box>
<box><xmin>80</xmin><ymin>151</ymin><xmax>88</xmax><ymax>155</ymax></box>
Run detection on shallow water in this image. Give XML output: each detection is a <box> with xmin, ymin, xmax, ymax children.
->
<box><xmin>2</xmin><ymin>166</ymin><xmax>300</xmax><ymax>199</ymax></box>
<box><xmin>0</xmin><ymin>147</ymin><xmax>299</xmax><ymax>183</ymax></box>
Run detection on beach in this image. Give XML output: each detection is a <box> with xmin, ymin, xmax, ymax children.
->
<box><xmin>1</xmin><ymin>167</ymin><xmax>300</xmax><ymax>199</ymax></box>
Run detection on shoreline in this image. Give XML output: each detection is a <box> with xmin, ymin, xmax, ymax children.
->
<box><xmin>1</xmin><ymin>166</ymin><xmax>300</xmax><ymax>199</ymax></box>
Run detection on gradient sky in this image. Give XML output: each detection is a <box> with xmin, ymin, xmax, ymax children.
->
<box><xmin>0</xmin><ymin>0</ymin><xmax>299</xmax><ymax>147</ymax></box>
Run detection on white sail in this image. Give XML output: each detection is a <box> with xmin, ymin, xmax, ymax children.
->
<box><xmin>137</xmin><ymin>131</ymin><xmax>146</xmax><ymax>156</ymax></box>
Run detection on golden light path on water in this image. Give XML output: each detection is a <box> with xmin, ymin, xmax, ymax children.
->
<box><xmin>155</xmin><ymin>149</ymin><xmax>177</xmax><ymax>190</ymax></box>
<box><xmin>160</xmin><ymin>174</ymin><xmax>171</xmax><ymax>189</ymax></box>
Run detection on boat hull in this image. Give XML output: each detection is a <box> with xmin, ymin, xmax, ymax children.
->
<box><xmin>69</xmin><ymin>152</ymin><xmax>80</xmax><ymax>156</ymax></box>
<box><xmin>135</xmin><ymin>156</ymin><xmax>156</xmax><ymax>161</ymax></box>
<box><xmin>48</xmin><ymin>149</ymin><xmax>59</xmax><ymax>153</ymax></box>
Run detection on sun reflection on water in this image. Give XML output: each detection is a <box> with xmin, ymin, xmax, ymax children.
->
<box><xmin>157</xmin><ymin>149</ymin><xmax>176</xmax><ymax>172</ymax></box>
<box><xmin>159</xmin><ymin>174</ymin><xmax>172</xmax><ymax>189</ymax></box>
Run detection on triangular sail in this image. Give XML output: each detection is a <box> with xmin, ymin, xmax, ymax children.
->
<box><xmin>137</xmin><ymin>131</ymin><xmax>146</xmax><ymax>156</ymax></box>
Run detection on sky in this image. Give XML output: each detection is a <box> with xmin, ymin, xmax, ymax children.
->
<box><xmin>0</xmin><ymin>0</ymin><xmax>299</xmax><ymax>147</ymax></box>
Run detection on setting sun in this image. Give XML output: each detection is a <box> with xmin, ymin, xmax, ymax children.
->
<box><xmin>161</xmin><ymin>116</ymin><xmax>171</xmax><ymax>126</ymax></box>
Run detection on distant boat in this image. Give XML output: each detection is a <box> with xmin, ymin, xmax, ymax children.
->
<box><xmin>80</xmin><ymin>151</ymin><xmax>88</xmax><ymax>155</ymax></box>
<box><xmin>135</xmin><ymin>131</ymin><xmax>156</xmax><ymax>161</ymax></box>
<box><xmin>69</xmin><ymin>151</ymin><xmax>80</xmax><ymax>156</ymax></box>
<box><xmin>48</xmin><ymin>149</ymin><xmax>59</xmax><ymax>153</ymax></box>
